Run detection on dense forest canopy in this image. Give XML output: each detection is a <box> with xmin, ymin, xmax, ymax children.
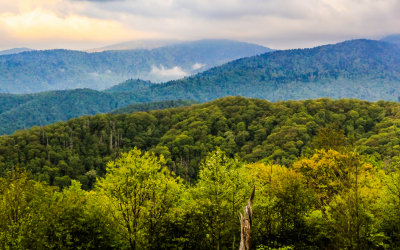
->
<box><xmin>1</xmin><ymin>132</ymin><xmax>400</xmax><ymax>249</ymax></box>
<box><xmin>0</xmin><ymin>96</ymin><xmax>399</xmax><ymax>188</ymax></box>
<box><xmin>1</xmin><ymin>39</ymin><xmax>400</xmax><ymax>135</ymax></box>
<box><xmin>109</xmin><ymin>99</ymin><xmax>198</xmax><ymax>114</ymax></box>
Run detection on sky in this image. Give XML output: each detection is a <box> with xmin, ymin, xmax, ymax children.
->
<box><xmin>0</xmin><ymin>0</ymin><xmax>399</xmax><ymax>51</ymax></box>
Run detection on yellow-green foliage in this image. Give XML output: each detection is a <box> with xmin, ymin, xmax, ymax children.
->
<box><xmin>1</xmin><ymin>148</ymin><xmax>400</xmax><ymax>249</ymax></box>
<box><xmin>2</xmin><ymin>97</ymin><xmax>400</xmax><ymax>249</ymax></box>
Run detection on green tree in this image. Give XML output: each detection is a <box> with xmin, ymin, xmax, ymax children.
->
<box><xmin>189</xmin><ymin>150</ymin><xmax>251</xmax><ymax>249</ymax></box>
<box><xmin>379</xmin><ymin>158</ymin><xmax>400</xmax><ymax>248</ymax></box>
<box><xmin>0</xmin><ymin>170</ymin><xmax>54</xmax><ymax>249</ymax></box>
<box><xmin>294</xmin><ymin>150</ymin><xmax>384</xmax><ymax>249</ymax></box>
<box><xmin>96</xmin><ymin>148</ymin><xmax>183</xmax><ymax>249</ymax></box>
<box><xmin>248</xmin><ymin>163</ymin><xmax>314</xmax><ymax>248</ymax></box>
<box><xmin>44</xmin><ymin>180</ymin><xmax>121</xmax><ymax>249</ymax></box>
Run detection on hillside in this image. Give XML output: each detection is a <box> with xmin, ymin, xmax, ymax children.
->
<box><xmin>0</xmin><ymin>39</ymin><xmax>271</xmax><ymax>94</ymax></box>
<box><xmin>0</xmin><ymin>87</ymin><xmax>149</xmax><ymax>134</ymax></box>
<box><xmin>0</xmin><ymin>87</ymin><xmax>196</xmax><ymax>134</ymax></box>
<box><xmin>1</xmin><ymin>94</ymin><xmax>397</xmax><ymax>250</ymax></box>
<box><xmin>140</xmin><ymin>39</ymin><xmax>400</xmax><ymax>102</ymax></box>
<box><xmin>0</xmin><ymin>96</ymin><xmax>398</xmax><ymax>188</ymax></box>
<box><xmin>1</xmin><ymin>39</ymin><xmax>400</xmax><ymax>135</ymax></box>
<box><xmin>4</xmin><ymin>96</ymin><xmax>400</xmax><ymax>249</ymax></box>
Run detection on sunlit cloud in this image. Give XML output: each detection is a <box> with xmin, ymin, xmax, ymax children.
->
<box><xmin>0</xmin><ymin>9</ymin><xmax>147</xmax><ymax>41</ymax></box>
<box><xmin>0</xmin><ymin>0</ymin><xmax>154</xmax><ymax>49</ymax></box>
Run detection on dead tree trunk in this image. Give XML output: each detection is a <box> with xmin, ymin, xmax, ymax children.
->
<box><xmin>240</xmin><ymin>187</ymin><xmax>255</xmax><ymax>250</ymax></box>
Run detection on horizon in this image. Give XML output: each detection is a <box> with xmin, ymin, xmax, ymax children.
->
<box><xmin>0</xmin><ymin>36</ymin><xmax>396</xmax><ymax>52</ymax></box>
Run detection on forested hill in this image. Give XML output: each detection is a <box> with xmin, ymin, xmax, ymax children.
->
<box><xmin>104</xmin><ymin>79</ymin><xmax>154</xmax><ymax>93</ymax></box>
<box><xmin>1</xmin><ymin>96</ymin><xmax>400</xmax><ymax>190</ymax></box>
<box><xmin>0</xmin><ymin>86</ymin><xmax>151</xmax><ymax>135</ymax></box>
<box><xmin>139</xmin><ymin>39</ymin><xmax>400</xmax><ymax>102</ymax></box>
<box><xmin>5</xmin><ymin>97</ymin><xmax>400</xmax><ymax>249</ymax></box>
<box><xmin>0</xmin><ymin>39</ymin><xmax>271</xmax><ymax>94</ymax></box>
<box><xmin>1</xmin><ymin>39</ymin><xmax>400</xmax><ymax>135</ymax></box>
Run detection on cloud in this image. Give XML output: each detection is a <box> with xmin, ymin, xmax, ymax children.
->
<box><xmin>0</xmin><ymin>9</ymin><xmax>143</xmax><ymax>40</ymax></box>
<box><xmin>150</xmin><ymin>65</ymin><xmax>189</xmax><ymax>81</ymax></box>
<box><xmin>72</xmin><ymin>0</ymin><xmax>122</xmax><ymax>2</ymax></box>
<box><xmin>0</xmin><ymin>0</ymin><xmax>154</xmax><ymax>49</ymax></box>
<box><xmin>69</xmin><ymin>0</ymin><xmax>400</xmax><ymax>48</ymax></box>
<box><xmin>192</xmin><ymin>63</ymin><xmax>205</xmax><ymax>70</ymax></box>
<box><xmin>0</xmin><ymin>0</ymin><xmax>400</xmax><ymax>50</ymax></box>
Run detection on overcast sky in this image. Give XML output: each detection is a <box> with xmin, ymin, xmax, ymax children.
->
<box><xmin>0</xmin><ymin>0</ymin><xmax>399</xmax><ymax>50</ymax></box>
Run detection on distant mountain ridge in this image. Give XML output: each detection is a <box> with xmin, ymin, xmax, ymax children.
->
<box><xmin>87</xmin><ymin>39</ymin><xmax>181</xmax><ymax>52</ymax></box>
<box><xmin>381</xmin><ymin>34</ymin><xmax>400</xmax><ymax>45</ymax></box>
<box><xmin>0</xmin><ymin>47</ymin><xmax>33</xmax><ymax>56</ymax></box>
<box><xmin>1</xmin><ymin>39</ymin><xmax>400</xmax><ymax>135</ymax></box>
<box><xmin>0</xmin><ymin>48</ymin><xmax>33</xmax><ymax>56</ymax></box>
<box><xmin>0</xmin><ymin>39</ymin><xmax>271</xmax><ymax>94</ymax></box>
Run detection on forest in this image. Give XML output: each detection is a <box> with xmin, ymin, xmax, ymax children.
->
<box><xmin>1</xmin><ymin>96</ymin><xmax>400</xmax><ymax>249</ymax></box>
<box><xmin>109</xmin><ymin>99</ymin><xmax>198</xmax><ymax>114</ymax></box>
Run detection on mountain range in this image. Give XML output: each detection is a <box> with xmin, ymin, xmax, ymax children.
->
<box><xmin>86</xmin><ymin>39</ymin><xmax>181</xmax><ymax>52</ymax></box>
<box><xmin>0</xmin><ymin>47</ymin><xmax>33</xmax><ymax>56</ymax></box>
<box><xmin>1</xmin><ymin>39</ymin><xmax>400</xmax><ymax>135</ymax></box>
<box><xmin>140</xmin><ymin>39</ymin><xmax>400</xmax><ymax>102</ymax></box>
<box><xmin>0</xmin><ymin>39</ymin><xmax>271</xmax><ymax>94</ymax></box>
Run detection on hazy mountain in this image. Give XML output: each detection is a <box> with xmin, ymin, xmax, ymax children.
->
<box><xmin>381</xmin><ymin>34</ymin><xmax>400</xmax><ymax>45</ymax></box>
<box><xmin>0</xmin><ymin>39</ymin><xmax>271</xmax><ymax>94</ymax></box>
<box><xmin>1</xmin><ymin>39</ymin><xmax>400</xmax><ymax>134</ymax></box>
<box><xmin>0</xmin><ymin>47</ymin><xmax>33</xmax><ymax>56</ymax></box>
<box><xmin>138</xmin><ymin>39</ymin><xmax>400</xmax><ymax>102</ymax></box>
<box><xmin>87</xmin><ymin>39</ymin><xmax>181</xmax><ymax>52</ymax></box>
